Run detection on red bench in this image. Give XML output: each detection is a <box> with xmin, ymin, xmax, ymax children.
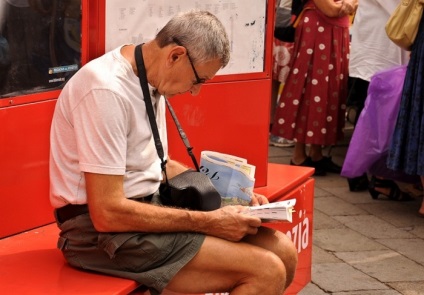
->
<box><xmin>0</xmin><ymin>163</ymin><xmax>313</xmax><ymax>295</ymax></box>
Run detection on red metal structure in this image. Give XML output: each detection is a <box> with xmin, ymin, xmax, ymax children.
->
<box><xmin>0</xmin><ymin>0</ymin><xmax>275</xmax><ymax>237</ymax></box>
<box><xmin>0</xmin><ymin>1</ymin><xmax>313</xmax><ymax>294</ymax></box>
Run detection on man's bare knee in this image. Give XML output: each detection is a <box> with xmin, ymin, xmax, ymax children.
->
<box><xmin>254</xmin><ymin>252</ymin><xmax>287</xmax><ymax>294</ymax></box>
<box><xmin>282</xmin><ymin>238</ymin><xmax>298</xmax><ymax>288</ymax></box>
<box><xmin>233</xmin><ymin>252</ymin><xmax>286</xmax><ymax>295</ymax></box>
<box><xmin>241</xmin><ymin>227</ymin><xmax>299</xmax><ymax>291</ymax></box>
<box><xmin>268</xmin><ymin>230</ymin><xmax>298</xmax><ymax>287</ymax></box>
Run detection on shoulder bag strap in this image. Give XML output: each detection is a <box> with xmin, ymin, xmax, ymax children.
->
<box><xmin>134</xmin><ymin>44</ymin><xmax>168</xmax><ymax>182</ymax></box>
<box><xmin>164</xmin><ymin>98</ymin><xmax>200</xmax><ymax>171</ymax></box>
<box><xmin>134</xmin><ymin>44</ymin><xmax>200</xmax><ymax>174</ymax></box>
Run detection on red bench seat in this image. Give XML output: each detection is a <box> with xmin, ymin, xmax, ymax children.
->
<box><xmin>0</xmin><ymin>223</ymin><xmax>142</xmax><ymax>294</ymax></box>
<box><xmin>0</xmin><ymin>163</ymin><xmax>314</xmax><ymax>295</ymax></box>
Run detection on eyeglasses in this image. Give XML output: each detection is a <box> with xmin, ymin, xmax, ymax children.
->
<box><xmin>173</xmin><ymin>38</ymin><xmax>206</xmax><ymax>85</ymax></box>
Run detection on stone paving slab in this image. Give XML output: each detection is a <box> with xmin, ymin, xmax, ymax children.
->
<box><xmin>314</xmin><ymin>176</ymin><xmax>348</xmax><ymax>189</ymax></box>
<box><xmin>267</xmin><ymin>156</ymin><xmax>290</xmax><ymax>165</ymax></box>
<box><xmin>298</xmin><ymin>282</ymin><xmax>327</xmax><ymax>295</ymax></box>
<box><xmin>312</xmin><ymin>263</ymin><xmax>387</xmax><ymax>292</ymax></box>
<box><xmin>356</xmin><ymin>202</ymin><xmax>422</xmax><ymax>228</ymax></box>
<box><xmin>314</xmin><ymin>196</ymin><xmax>368</xmax><ymax>216</ymax></box>
<box><xmin>320</xmin><ymin>187</ymin><xmax>373</xmax><ymax>205</ymax></box>
<box><xmin>314</xmin><ymin>186</ymin><xmax>334</xmax><ymax>198</ymax></box>
<box><xmin>333</xmin><ymin>215</ymin><xmax>415</xmax><ymax>239</ymax></box>
<box><xmin>314</xmin><ymin>228</ymin><xmax>387</xmax><ymax>252</ymax></box>
<box><xmin>268</xmin><ymin>146</ymin><xmax>292</xmax><ymax>157</ymax></box>
<box><xmin>332</xmin><ymin>290</ymin><xmax>401</xmax><ymax>295</ymax></box>
<box><xmin>268</xmin><ymin>141</ymin><xmax>424</xmax><ymax>294</ymax></box>
<box><xmin>410</xmin><ymin>225</ymin><xmax>424</xmax><ymax>239</ymax></box>
<box><xmin>388</xmin><ymin>281</ymin><xmax>424</xmax><ymax>295</ymax></box>
<box><xmin>376</xmin><ymin>238</ymin><xmax>424</xmax><ymax>266</ymax></box>
<box><xmin>313</xmin><ymin>210</ymin><xmax>346</xmax><ymax>230</ymax></box>
<box><xmin>335</xmin><ymin>250</ymin><xmax>424</xmax><ymax>282</ymax></box>
<box><xmin>312</xmin><ymin>245</ymin><xmax>341</xmax><ymax>264</ymax></box>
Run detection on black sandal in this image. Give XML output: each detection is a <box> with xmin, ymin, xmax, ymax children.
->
<box><xmin>347</xmin><ymin>173</ymin><xmax>369</xmax><ymax>192</ymax></box>
<box><xmin>368</xmin><ymin>176</ymin><xmax>413</xmax><ymax>201</ymax></box>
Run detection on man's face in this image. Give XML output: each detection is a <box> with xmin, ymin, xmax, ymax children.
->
<box><xmin>156</xmin><ymin>46</ymin><xmax>222</xmax><ymax>98</ymax></box>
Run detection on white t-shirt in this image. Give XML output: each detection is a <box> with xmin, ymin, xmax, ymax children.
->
<box><xmin>50</xmin><ymin>45</ymin><xmax>167</xmax><ymax>208</ymax></box>
<box><xmin>349</xmin><ymin>0</ymin><xmax>409</xmax><ymax>81</ymax></box>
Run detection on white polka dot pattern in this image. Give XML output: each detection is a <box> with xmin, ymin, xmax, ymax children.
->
<box><xmin>271</xmin><ymin>6</ymin><xmax>350</xmax><ymax>146</ymax></box>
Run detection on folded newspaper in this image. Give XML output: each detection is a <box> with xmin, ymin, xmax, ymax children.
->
<box><xmin>244</xmin><ymin>198</ymin><xmax>297</xmax><ymax>223</ymax></box>
<box><xmin>199</xmin><ymin>151</ymin><xmax>255</xmax><ymax>206</ymax></box>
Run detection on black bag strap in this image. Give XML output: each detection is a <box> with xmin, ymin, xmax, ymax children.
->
<box><xmin>134</xmin><ymin>44</ymin><xmax>200</xmax><ymax>175</ymax></box>
<box><xmin>164</xmin><ymin>98</ymin><xmax>200</xmax><ymax>171</ymax></box>
<box><xmin>292</xmin><ymin>0</ymin><xmax>305</xmax><ymax>17</ymax></box>
<box><xmin>134</xmin><ymin>44</ymin><xmax>168</xmax><ymax>180</ymax></box>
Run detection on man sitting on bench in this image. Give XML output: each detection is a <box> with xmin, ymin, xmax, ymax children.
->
<box><xmin>49</xmin><ymin>9</ymin><xmax>298</xmax><ymax>295</ymax></box>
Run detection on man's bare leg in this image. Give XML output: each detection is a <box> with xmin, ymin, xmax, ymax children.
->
<box><xmin>166</xmin><ymin>227</ymin><xmax>297</xmax><ymax>294</ymax></box>
<box><xmin>243</xmin><ymin>226</ymin><xmax>298</xmax><ymax>289</ymax></box>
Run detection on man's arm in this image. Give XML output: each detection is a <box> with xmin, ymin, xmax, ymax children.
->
<box><xmin>85</xmin><ymin>172</ymin><xmax>262</xmax><ymax>241</ymax></box>
<box><xmin>165</xmin><ymin>158</ymin><xmax>191</xmax><ymax>179</ymax></box>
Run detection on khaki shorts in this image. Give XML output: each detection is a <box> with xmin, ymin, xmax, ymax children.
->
<box><xmin>56</xmin><ymin>195</ymin><xmax>205</xmax><ymax>295</ymax></box>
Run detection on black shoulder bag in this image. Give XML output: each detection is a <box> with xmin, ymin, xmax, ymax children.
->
<box><xmin>134</xmin><ymin>44</ymin><xmax>221</xmax><ymax>211</ymax></box>
<box><xmin>274</xmin><ymin>0</ymin><xmax>305</xmax><ymax>43</ymax></box>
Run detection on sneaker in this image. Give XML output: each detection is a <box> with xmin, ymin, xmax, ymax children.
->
<box><xmin>269</xmin><ymin>135</ymin><xmax>295</xmax><ymax>147</ymax></box>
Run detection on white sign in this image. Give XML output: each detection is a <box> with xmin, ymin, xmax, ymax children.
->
<box><xmin>105</xmin><ymin>0</ymin><xmax>267</xmax><ymax>75</ymax></box>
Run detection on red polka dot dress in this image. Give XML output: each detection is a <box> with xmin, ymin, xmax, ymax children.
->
<box><xmin>271</xmin><ymin>1</ymin><xmax>350</xmax><ymax>146</ymax></box>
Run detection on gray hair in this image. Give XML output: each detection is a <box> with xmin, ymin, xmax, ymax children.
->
<box><xmin>155</xmin><ymin>10</ymin><xmax>230</xmax><ymax>68</ymax></box>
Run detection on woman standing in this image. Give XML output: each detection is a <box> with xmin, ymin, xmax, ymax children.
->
<box><xmin>270</xmin><ymin>0</ymin><xmax>295</xmax><ymax>147</ymax></box>
<box><xmin>271</xmin><ymin>0</ymin><xmax>357</xmax><ymax>176</ymax></box>
<box><xmin>345</xmin><ymin>0</ymin><xmax>409</xmax><ymax>192</ymax></box>
<box><xmin>387</xmin><ymin>15</ymin><xmax>424</xmax><ymax>217</ymax></box>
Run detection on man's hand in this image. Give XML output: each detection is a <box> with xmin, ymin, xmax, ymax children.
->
<box><xmin>202</xmin><ymin>205</ymin><xmax>262</xmax><ymax>242</ymax></box>
<box><xmin>200</xmin><ymin>193</ymin><xmax>268</xmax><ymax>241</ymax></box>
<box><xmin>249</xmin><ymin>193</ymin><xmax>269</xmax><ymax>206</ymax></box>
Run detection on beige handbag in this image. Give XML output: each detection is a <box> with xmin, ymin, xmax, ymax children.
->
<box><xmin>385</xmin><ymin>0</ymin><xmax>424</xmax><ymax>50</ymax></box>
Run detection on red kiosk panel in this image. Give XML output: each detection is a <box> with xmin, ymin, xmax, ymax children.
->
<box><xmin>91</xmin><ymin>0</ymin><xmax>275</xmax><ymax>186</ymax></box>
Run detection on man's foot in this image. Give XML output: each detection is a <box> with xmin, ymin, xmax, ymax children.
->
<box><xmin>269</xmin><ymin>135</ymin><xmax>295</xmax><ymax>147</ymax></box>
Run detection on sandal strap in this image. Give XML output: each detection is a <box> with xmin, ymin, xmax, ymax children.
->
<box><xmin>370</xmin><ymin>176</ymin><xmax>413</xmax><ymax>201</ymax></box>
<box><xmin>370</xmin><ymin>176</ymin><xmax>396</xmax><ymax>188</ymax></box>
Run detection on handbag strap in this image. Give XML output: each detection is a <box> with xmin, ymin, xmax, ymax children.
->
<box><xmin>293</xmin><ymin>6</ymin><xmax>314</xmax><ymax>28</ymax></box>
<box><xmin>134</xmin><ymin>44</ymin><xmax>200</xmax><ymax>175</ymax></box>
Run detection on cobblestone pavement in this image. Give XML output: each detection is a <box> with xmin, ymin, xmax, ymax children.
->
<box><xmin>269</xmin><ymin>126</ymin><xmax>424</xmax><ymax>295</ymax></box>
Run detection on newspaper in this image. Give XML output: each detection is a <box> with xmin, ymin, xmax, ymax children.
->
<box><xmin>199</xmin><ymin>151</ymin><xmax>255</xmax><ymax>206</ymax></box>
<box><xmin>244</xmin><ymin>198</ymin><xmax>297</xmax><ymax>223</ymax></box>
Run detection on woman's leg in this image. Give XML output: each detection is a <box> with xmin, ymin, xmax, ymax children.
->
<box><xmin>291</xmin><ymin>143</ymin><xmax>325</xmax><ymax>175</ymax></box>
<box><xmin>292</xmin><ymin>142</ymin><xmax>307</xmax><ymax>165</ymax></box>
<box><xmin>309</xmin><ymin>144</ymin><xmax>342</xmax><ymax>174</ymax></box>
<box><xmin>308</xmin><ymin>144</ymin><xmax>323</xmax><ymax>162</ymax></box>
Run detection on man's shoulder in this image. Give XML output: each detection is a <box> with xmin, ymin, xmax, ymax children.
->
<box><xmin>81</xmin><ymin>47</ymin><xmax>132</xmax><ymax>89</ymax></box>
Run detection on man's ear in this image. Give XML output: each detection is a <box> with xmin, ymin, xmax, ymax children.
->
<box><xmin>167</xmin><ymin>46</ymin><xmax>186</xmax><ymax>66</ymax></box>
